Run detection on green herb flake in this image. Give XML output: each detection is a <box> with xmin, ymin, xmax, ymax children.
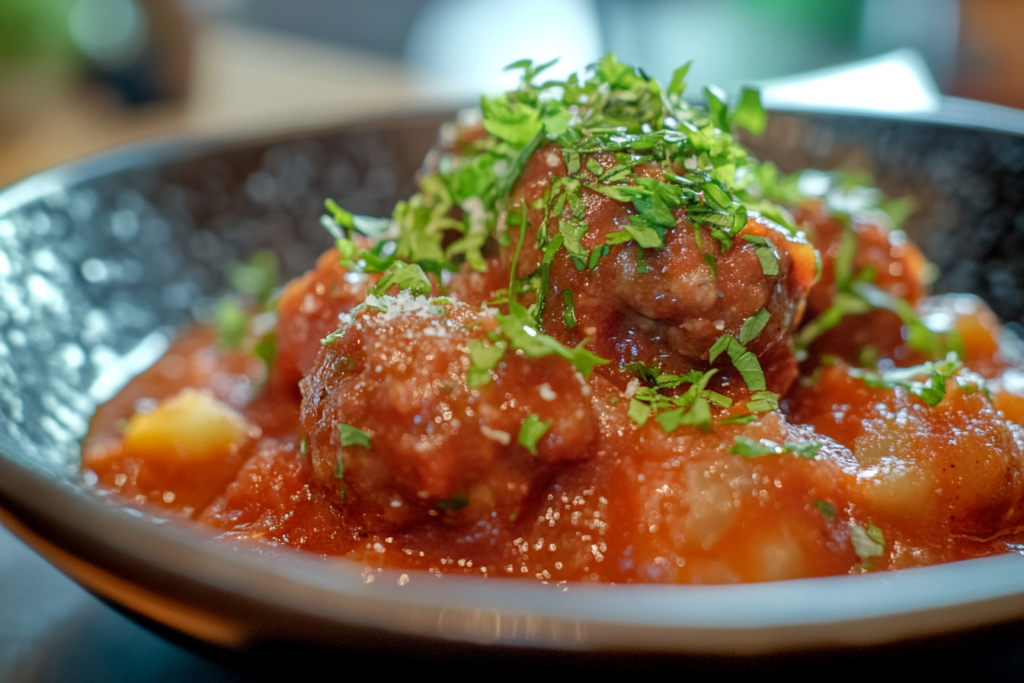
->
<box><xmin>784</xmin><ymin>440</ymin><xmax>822</xmax><ymax>459</ymax></box>
<box><xmin>214</xmin><ymin>297</ymin><xmax>248</xmax><ymax>350</ymax></box>
<box><xmin>850</xmin><ymin>523</ymin><xmax>885</xmax><ymax>559</ymax></box>
<box><xmin>519</xmin><ymin>413</ymin><xmax>553</xmax><ymax>455</ymax></box>
<box><xmin>846</xmin><ymin>352</ymin><xmax>969</xmax><ymax>408</ymax></box>
<box><xmin>496</xmin><ymin>302</ymin><xmax>609</xmax><ymax>377</ymax></box>
<box><xmin>339</xmin><ymin>424</ymin><xmax>372</xmax><ymax>449</ymax></box>
<box><xmin>371</xmin><ymin>261</ymin><xmax>432</xmax><ymax>297</ymax></box>
<box><xmin>729</xmin><ymin>87</ymin><xmax>766</xmax><ymax>135</ymax></box>
<box><xmin>742</xmin><ymin>234</ymin><xmax>779</xmax><ymax>276</ymax></box>
<box><xmin>253</xmin><ymin>331</ymin><xmax>278</xmax><ymax>376</ymax></box>
<box><xmin>746</xmin><ymin>390</ymin><xmax>779</xmax><ymax>413</ymax></box>
<box><xmin>704</xmin><ymin>253</ymin><xmax>718</xmax><ymax>278</ymax></box>
<box><xmin>437</xmin><ymin>493</ymin><xmax>469</xmax><ymax>511</ymax></box>
<box><xmin>730</xmin><ymin>436</ymin><xmax>782</xmax><ymax>458</ymax></box>
<box><xmin>587</xmin><ymin>243</ymin><xmax>611</xmax><ymax>269</ymax></box>
<box><xmin>717</xmin><ymin>413</ymin><xmax>758</xmax><ymax>425</ymax></box>
<box><xmin>627</xmin><ymin>397</ymin><xmax>650</xmax><ymax>426</ymax></box>
<box><xmin>226</xmin><ymin>249</ymin><xmax>280</xmax><ymax>307</ymax></box>
<box><xmin>657</xmin><ymin>396</ymin><xmax>712</xmax><ymax>433</ymax></box>
<box><xmin>481</xmin><ymin>95</ymin><xmax>541</xmax><ymax>146</ymax></box>
<box><xmin>559</xmin><ymin>218</ymin><xmax>590</xmax><ymax>262</ymax></box>
<box><xmin>562</xmin><ymin>290</ymin><xmax>578</xmax><ymax>329</ymax></box>
<box><xmin>622</xmin><ymin>215</ymin><xmax>665</xmax><ymax>249</ymax></box>
<box><xmin>325</xmin><ymin>198</ymin><xmax>391</xmax><ymax>237</ymax></box>
<box><xmin>635</xmin><ymin>246</ymin><xmax>649</xmax><ymax>274</ymax></box>
<box><xmin>814</xmin><ymin>499</ymin><xmax>836</xmax><ymax>521</ymax></box>
<box><xmin>704</xmin><ymin>86</ymin><xmax>729</xmax><ymax>131</ymax></box>
<box><xmin>667</xmin><ymin>61</ymin><xmax>692</xmax><ymax>98</ymax></box>
<box><xmin>739</xmin><ymin>308</ymin><xmax>771</xmax><ymax>345</ymax></box>
<box><xmin>564</xmin><ymin>148</ymin><xmax>581</xmax><ymax>176</ymax></box>
<box><xmin>709</xmin><ymin>335</ymin><xmax>767</xmax><ymax>392</ymax></box>
<box><xmin>466</xmin><ymin>339</ymin><xmax>507</xmax><ymax>388</ymax></box>
<box><xmin>731</xmin><ymin>435</ymin><xmax>819</xmax><ymax>459</ymax></box>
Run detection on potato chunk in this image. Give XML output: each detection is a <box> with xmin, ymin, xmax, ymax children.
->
<box><xmin>122</xmin><ymin>388</ymin><xmax>253</xmax><ymax>461</ymax></box>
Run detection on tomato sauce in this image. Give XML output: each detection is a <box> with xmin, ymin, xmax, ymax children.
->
<box><xmin>81</xmin><ymin>59</ymin><xmax>1024</xmax><ymax>582</ymax></box>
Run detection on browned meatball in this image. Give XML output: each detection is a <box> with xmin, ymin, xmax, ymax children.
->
<box><xmin>795</xmin><ymin>201</ymin><xmax>931</xmax><ymax>368</ymax></box>
<box><xmin>271</xmin><ymin>246</ymin><xmax>376</xmax><ymax>393</ymax></box>
<box><xmin>300</xmin><ymin>293</ymin><xmax>597</xmax><ymax>527</ymax></box>
<box><xmin>484</xmin><ymin>142</ymin><xmax>818</xmax><ymax>393</ymax></box>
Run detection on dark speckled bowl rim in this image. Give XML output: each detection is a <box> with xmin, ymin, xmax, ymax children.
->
<box><xmin>3</xmin><ymin>102</ymin><xmax>1024</xmax><ymax>657</ymax></box>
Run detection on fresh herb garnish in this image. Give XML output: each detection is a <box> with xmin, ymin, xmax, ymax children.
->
<box><xmin>214</xmin><ymin>297</ymin><xmax>248</xmax><ymax>351</ymax></box>
<box><xmin>496</xmin><ymin>302</ymin><xmax>608</xmax><ymax>377</ymax></box>
<box><xmin>562</xmin><ymin>289</ymin><xmax>577</xmax><ymax>329</ymax></box>
<box><xmin>739</xmin><ymin>308</ymin><xmax>771</xmax><ymax>345</ymax></box>
<box><xmin>709</xmin><ymin>334</ymin><xmax>767</xmax><ymax>392</ymax></box>
<box><xmin>742</xmin><ymin>234</ymin><xmax>779</xmax><ymax>276</ymax></box>
<box><xmin>814</xmin><ymin>499</ymin><xmax>837</xmax><ymax>521</ymax></box>
<box><xmin>850</xmin><ymin>523</ymin><xmax>885</xmax><ymax>559</ymax></box>
<box><xmin>466</xmin><ymin>339</ymin><xmax>507</xmax><ymax>388</ymax></box>
<box><xmin>437</xmin><ymin>493</ymin><xmax>469</xmax><ymax>511</ymax></box>
<box><xmin>519</xmin><ymin>413</ymin><xmax>553</xmax><ymax>455</ymax></box>
<box><xmin>253</xmin><ymin>331</ymin><xmax>278</xmax><ymax>376</ymax></box>
<box><xmin>371</xmin><ymin>261</ymin><xmax>432</xmax><ymax>297</ymax></box>
<box><xmin>846</xmin><ymin>352</ymin><xmax>978</xmax><ymax>407</ymax></box>
<box><xmin>730</xmin><ymin>436</ymin><xmax>822</xmax><ymax>459</ymax></box>
<box><xmin>339</xmin><ymin>424</ymin><xmax>372</xmax><ymax>449</ymax></box>
<box><xmin>226</xmin><ymin>249</ymin><xmax>280</xmax><ymax>308</ymax></box>
<box><xmin>626</xmin><ymin>367</ymin><xmax>731</xmax><ymax>432</ymax></box>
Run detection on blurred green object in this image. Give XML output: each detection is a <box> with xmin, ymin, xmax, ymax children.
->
<box><xmin>0</xmin><ymin>0</ymin><xmax>80</xmax><ymax>65</ymax></box>
<box><xmin>0</xmin><ymin>0</ymin><xmax>82</xmax><ymax>138</ymax></box>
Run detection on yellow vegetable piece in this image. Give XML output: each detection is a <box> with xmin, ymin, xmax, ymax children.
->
<box><xmin>122</xmin><ymin>389</ymin><xmax>252</xmax><ymax>461</ymax></box>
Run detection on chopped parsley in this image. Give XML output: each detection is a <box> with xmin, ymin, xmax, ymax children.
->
<box><xmin>519</xmin><ymin>413</ymin><xmax>553</xmax><ymax>455</ymax></box>
<box><xmin>437</xmin><ymin>493</ymin><xmax>469</xmax><ymax>511</ymax></box>
<box><xmin>625</xmin><ymin>367</ymin><xmax>731</xmax><ymax>433</ymax></box>
<box><xmin>850</xmin><ymin>523</ymin><xmax>885</xmax><ymax>560</ymax></box>
<box><xmin>739</xmin><ymin>308</ymin><xmax>771</xmax><ymax>345</ymax></box>
<box><xmin>339</xmin><ymin>424</ymin><xmax>372</xmax><ymax>449</ymax></box>
<box><xmin>496</xmin><ymin>302</ymin><xmax>608</xmax><ymax>377</ymax></box>
<box><xmin>320</xmin><ymin>53</ymin><xmax>786</xmax><ymax>314</ymax></box>
<box><xmin>846</xmin><ymin>352</ymin><xmax>980</xmax><ymax>407</ymax></box>
<box><xmin>466</xmin><ymin>339</ymin><xmax>507</xmax><ymax>388</ymax></box>
<box><xmin>742</xmin><ymin>234</ymin><xmax>779</xmax><ymax>276</ymax></box>
<box><xmin>709</xmin><ymin>334</ymin><xmax>767</xmax><ymax>392</ymax></box>
<box><xmin>215</xmin><ymin>249</ymin><xmax>281</xmax><ymax>353</ymax></box>
<box><xmin>814</xmin><ymin>499</ymin><xmax>837</xmax><ymax>521</ymax></box>
<box><xmin>562</xmin><ymin>289</ymin><xmax>577</xmax><ymax>329</ymax></box>
<box><xmin>226</xmin><ymin>249</ymin><xmax>280</xmax><ymax>308</ymax></box>
<box><xmin>371</xmin><ymin>261</ymin><xmax>432</xmax><ymax>297</ymax></box>
<box><xmin>253</xmin><ymin>331</ymin><xmax>278</xmax><ymax>376</ymax></box>
<box><xmin>214</xmin><ymin>297</ymin><xmax>248</xmax><ymax>350</ymax></box>
<box><xmin>730</xmin><ymin>436</ymin><xmax>822</xmax><ymax>459</ymax></box>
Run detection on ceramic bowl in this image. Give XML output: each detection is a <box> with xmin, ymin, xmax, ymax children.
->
<box><xmin>3</xmin><ymin>105</ymin><xmax>1024</xmax><ymax>658</ymax></box>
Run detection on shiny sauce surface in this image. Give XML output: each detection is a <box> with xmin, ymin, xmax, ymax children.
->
<box><xmin>83</xmin><ymin>139</ymin><xmax>1024</xmax><ymax>584</ymax></box>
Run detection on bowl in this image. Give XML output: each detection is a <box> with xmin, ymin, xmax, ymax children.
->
<box><xmin>3</xmin><ymin>105</ymin><xmax>1024</xmax><ymax>660</ymax></box>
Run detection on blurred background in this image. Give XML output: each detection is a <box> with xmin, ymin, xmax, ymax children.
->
<box><xmin>1</xmin><ymin>0</ymin><xmax>1022</xmax><ymax>187</ymax></box>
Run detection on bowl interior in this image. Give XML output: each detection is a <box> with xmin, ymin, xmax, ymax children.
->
<box><xmin>3</xmin><ymin>107</ymin><xmax>1024</xmax><ymax>654</ymax></box>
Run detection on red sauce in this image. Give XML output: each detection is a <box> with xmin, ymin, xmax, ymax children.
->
<box><xmin>82</xmin><ymin>136</ymin><xmax>1024</xmax><ymax>585</ymax></box>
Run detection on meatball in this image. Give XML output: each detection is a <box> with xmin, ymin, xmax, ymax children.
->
<box><xmin>271</xmin><ymin>246</ymin><xmax>376</xmax><ymax>392</ymax></box>
<box><xmin>797</xmin><ymin>201</ymin><xmax>928</xmax><ymax>318</ymax></box>
<box><xmin>795</xmin><ymin>201</ymin><xmax>930</xmax><ymax>367</ymax></box>
<box><xmin>300</xmin><ymin>293</ymin><xmax>597</xmax><ymax>526</ymax></box>
<box><xmin>485</xmin><ymin>142</ymin><xmax>817</xmax><ymax>393</ymax></box>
